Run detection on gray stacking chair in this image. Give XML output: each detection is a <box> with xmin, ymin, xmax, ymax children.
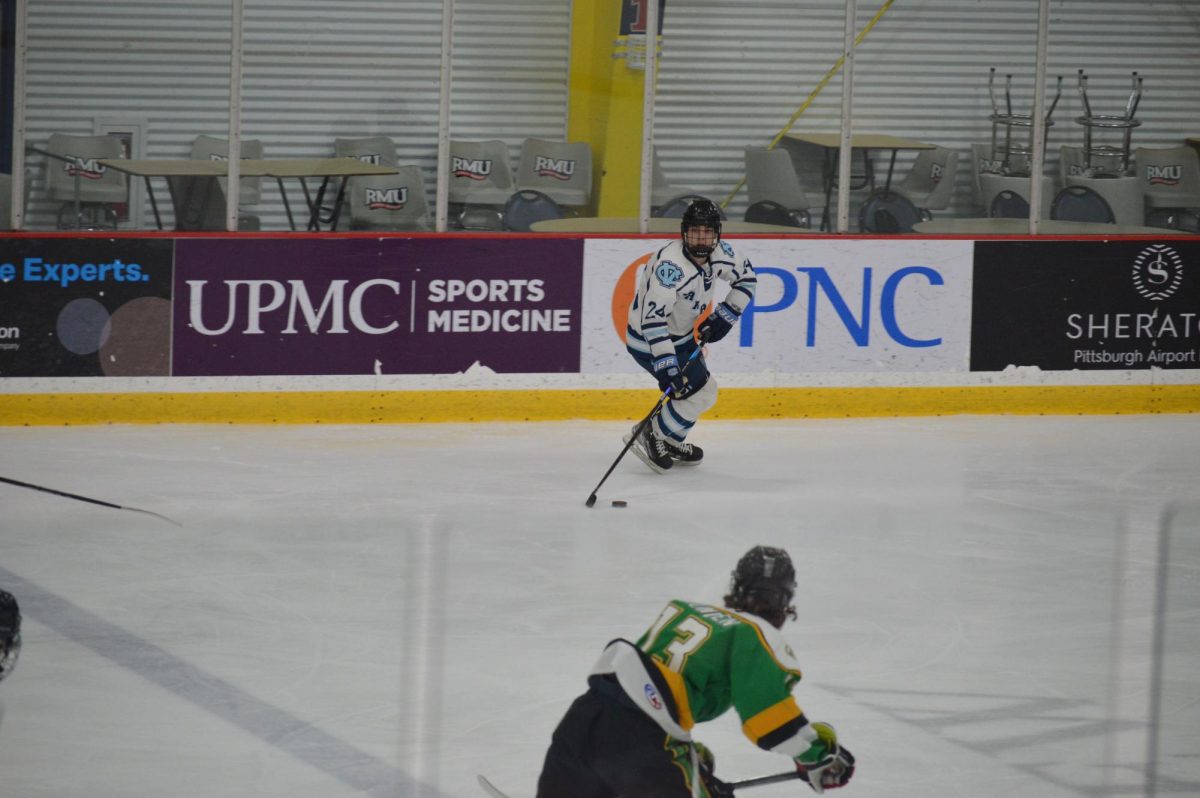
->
<box><xmin>515</xmin><ymin>138</ymin><xmax>592</xmax><ymax>209</ymax></box>
<box><xmin>744</xmin><ymin>146</ymin><xmax>810</xmax><ymax>227</ymax></box>
<box><xmin>1135</xmin><ymin>146</ymin><xmax>1200</xmax><ymax>230</ymax></box>
<box><xmin>190</xmin><ymin>134</ymin><xmax>264</xmax><ymax>206</ymax></box>
<box><xmin>346</xmin><ymin>164</ymin><xmax>430</xmax><ymax>231</ymax></box>
<box><xmin>893</xmin><ymin>146</ymin><xmax>959</xmax><ymax>216</ymax></box>
<box><xmin>449</xmin><ymin>140</ymin><xmax>514</xmax><ymax>230</ymax></box>
<box><xmin>980</xmin><ymin>173</ymin><xmax>1054</xmax><ymax>219</ymax></box>
<box><xmin>44</xmin><ymin>133</ymin><xmax>127</xmax><ymax>230</ymax></box>
<box><xmin>971</xmin><ymin>142</ymin><xmax>1003</xmax><ymax>212</ymax></box>
<box><xmin>1050</xmin><ymin>185</ymin><xmax>1115</xmax><ymax>223</ymax></box>
<box><xmin>331</xmin><ymin>136</ymin><xmax>399</xmax><ymax>229</ymax></box>
<box><xmin>1064</xmin><ymin>174</ymin><xmax>1144</xmax><ymax>226</ymax></box>
<box><xmin>651</xmin><ymin>148</ymin><xmax>699</xmax><ymax>211</ymax></box>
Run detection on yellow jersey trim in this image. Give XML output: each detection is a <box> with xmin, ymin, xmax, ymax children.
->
<box><xmin>742</xmin><ymin>696</ymin><xmax>804</xmax><ymax>745</ymax></box>
<box><xmin>650</xmin><ymin>657</ymin><xmax>696</xmax><ymax>732</ymax></box>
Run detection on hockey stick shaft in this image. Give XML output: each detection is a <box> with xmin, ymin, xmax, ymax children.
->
<box><xmin>0</xmin><ymin>475</ymin><xmax>182</xmax><ymax>527</ymax></box>
<box><xmin>584</xmin><ymin>389</ymin><xmax>669</xmax><ymax>508</ymax></box>
<box><xmin>729</xmin><ymin>770</ymin><xmax>803</xmax><ymax>790</ymax></box>
<box><xmin>584</xmin><ymin>345</ymin><xmax>703</xmax><ymax>507</ymax></box>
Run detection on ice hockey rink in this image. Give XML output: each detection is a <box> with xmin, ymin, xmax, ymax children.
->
<box><xmin>1</xmin><ymin>414</ymin><xmax>1197</xmax><ymax>798</ymax></box>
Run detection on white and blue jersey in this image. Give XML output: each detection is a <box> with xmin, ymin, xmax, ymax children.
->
<box><xmin>626</xmin><ymin>238</ymin><xmax>756</xmax><ymax>362</ymax></box>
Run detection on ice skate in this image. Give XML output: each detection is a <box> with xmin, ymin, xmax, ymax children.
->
<box><xmin>623</xmin><ymin>424</ymin><xmax>674</xmax><ymax>474</ymax></box>
<box><xmin>664</xmin><ymin>437</ymin><xmax>703</xmax><ymax>466</ymax></box>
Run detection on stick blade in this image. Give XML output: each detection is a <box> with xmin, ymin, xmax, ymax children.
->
<box><xmin>585</xmin><ymin>494</ymin><xmax>597</xmax><ymax>508</ymax></box>
<box><xmin>477</xmin><ymin>774</ymin><xmax>515</xmax><ymax>798</ymax></box>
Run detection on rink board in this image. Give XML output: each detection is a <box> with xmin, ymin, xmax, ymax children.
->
<box><xmin>2</xmin><ymin>232</ymin><xmax>1199</xmax><ymax>423</ymax></box>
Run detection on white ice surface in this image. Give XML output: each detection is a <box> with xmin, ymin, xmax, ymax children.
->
<box><xmin>1</xmin><ymin>416</ymin><xmax>1198</xmax><ymax>798</ymax></box>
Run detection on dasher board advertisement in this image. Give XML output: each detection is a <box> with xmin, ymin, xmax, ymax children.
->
<box><xmin>0</xmin><ymin>238</ymin><xmax>173</xmax><ymax>377</ymax></box>
<box><xmin>580</xmin><ymin>238</ymin><xmax>974</xmax><ymax>374</ymax></box>
<box><xmin>971</xmin><ymin>240</ymin><xmax>1199</xmax><ymax>371</ymax></box>
<box><xmin>173</xmin><ymin>238</ymin><xmax>583</xmax><ymax>377</ymax></box>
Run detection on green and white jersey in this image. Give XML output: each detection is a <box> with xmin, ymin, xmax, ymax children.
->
<box><xmin>633</xmin><ymin>600</ymin><xmax>818</xmax><ymax>757</ymax></box>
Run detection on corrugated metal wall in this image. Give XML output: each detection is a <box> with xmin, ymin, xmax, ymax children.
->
<box><xmin>18</xmin><ymin>0</ymin><xmax>1200</xmax><ymax>230</ymax></box>
<box><xmin>20</xmin><ymin>0</ymin><xmax>568</xmax><ymax>231</ymax></box>
<box><xmin>653</xmin><ymin>0</ymin><xmax>1200</xmax><ymax>222</ymax></box>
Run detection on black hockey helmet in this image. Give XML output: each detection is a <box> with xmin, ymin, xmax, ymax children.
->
<box><xmin>724</xmin><ymin>546</ymin><xmax>797</xmax><ymax>628</ymax></box>
<box><xmin>0</xmin><ymin>589</ymin><xmax>20</xmax><ymax>683</ymax></box>
<box><xmin>681</xmin><ymin>198</ymin><xmax>722</xmax><ymax>259</ymax></box>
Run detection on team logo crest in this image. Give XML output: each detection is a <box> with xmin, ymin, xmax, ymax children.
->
<box><xmin>64</xmin><ymin>156</ymin><xmax>106</xmax><ymax>181</ymax></box>
<box><xmin>452</xmin><ymin>156</ymin><xmax>493</xmax><ymax>181</ymax></box>
<box><xmin>534</xmin><ymin>155</ymin><xmax>575</xmax><ymax>181</ymax></box>
<box><xmin>719</xmin><ymin>241</ymin><xmax>734</xmax><ymax>257</ymax></box>
<box><xmin>644</xmin><ymin>683</ymin><xmax>663</xmax><ymax>710</ymax></box>
<box><xmin>655</xmin><ymin>260</ymin><xmax>684</xmax><ymax>288</ymax></box>
<box><xmin>1131</xmin><ymin>245</ymin><xmax>1184</xmax><ymax>301</ymax></box>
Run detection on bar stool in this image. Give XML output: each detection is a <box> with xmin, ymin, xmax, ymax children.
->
<box><xmin>1074</xmin><ymin>69</ymin><xmax>1142</xmax><ymax>177</ymax></box>
<box><xmin>987</xmin><ymin>68</ymin><xmax>1063</xmax><ymax>177</ymax></box>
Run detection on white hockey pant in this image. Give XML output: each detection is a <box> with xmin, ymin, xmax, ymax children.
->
<box><xmin>653</xmin><ymin>378</ymin><xmax>717</xmax><ymax>443</ymax></box>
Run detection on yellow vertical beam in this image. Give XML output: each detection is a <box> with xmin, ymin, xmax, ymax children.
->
<box><xmin>567</xmin><ymin>0</ymin><xmax>645</xmax><ymax>217</ymax></box>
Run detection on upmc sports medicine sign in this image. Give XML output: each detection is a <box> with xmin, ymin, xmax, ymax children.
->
<box><xmin>173</xmin><ymin>238</ymin><xmax>583</xmax><ymax>376</ymax></box>
<box><xmin>971</xmin><ymin>240</ymin><xmax>1200</xmax><ymax>371</ymax></box>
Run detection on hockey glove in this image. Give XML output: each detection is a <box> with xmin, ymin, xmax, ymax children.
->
<box><xmin>795</xmin><ymin>722</ymin><xmax>855</xmax><ymax>793</ymax></box>
<box><xmin>694</xmin><ymin>742</ymin><xmax>734</xmax><ymax>798</ymax></box>
<box><xmin>653</xmin><ymin>354</ymin><xmax>688</xmax><ymax>396</ymax></box>
<box><xmin>697</xmin><ymin>302</ymin><xmax>739</xmax><ymax>344</ymax></box>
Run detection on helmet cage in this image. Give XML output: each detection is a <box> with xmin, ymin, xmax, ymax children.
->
<box><xmin>681</xmin><ymin>199</ymin><xmax>722</xmax><ymax>259</ymax></box>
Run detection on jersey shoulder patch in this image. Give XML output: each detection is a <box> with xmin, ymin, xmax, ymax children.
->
<box><xmin>718</xmin><ymin>240</ymin><xmax>735</xmax><ymax>258</ymax></box>
<box><xmin>654</xmin><ymin>259</ymin><xmax>685</xmax><ymax>289</ymax></box>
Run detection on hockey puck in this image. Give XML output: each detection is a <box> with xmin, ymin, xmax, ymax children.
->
<box><xmin>611</xmin><ymin>500</ymin><xmax>628</xmax><ymax>508</ymax></box>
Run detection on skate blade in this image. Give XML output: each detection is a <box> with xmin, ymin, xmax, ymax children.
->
<box><xmin>622</xmin><ymin>433</ymin><xmax>669</xmax><ymax>474</ymax></box>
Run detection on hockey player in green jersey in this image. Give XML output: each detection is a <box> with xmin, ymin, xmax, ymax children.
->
<box><xmin>535</xmin><ymin>546</ymin><xmax>855</xmax><ymax>797</ymax></box>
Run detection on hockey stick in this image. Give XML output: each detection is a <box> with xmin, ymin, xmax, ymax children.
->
<box><xmin>476</xmin><ymin>774</ymin><xmax>508</xmax><ymax>798</ymax></box>
<box><xmin>728</xmin><ymin>769</ymin><xmax>803</xmax><ymax>791</ymax></box>
<box><xmin>0</xmin><ymin>475</ymin><xmax>182</xmax><ymax>527</ymax></box>
<box><xmin>477</xmin><ymin>769</ymin><xmax>800</xmax><ymax>797</ymax></box>
<box><xmin>584</xmin><ymin>344</ymin><xmax>704</xmax><ymax>508</ymax></box>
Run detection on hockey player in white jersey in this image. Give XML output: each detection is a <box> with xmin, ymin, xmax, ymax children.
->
<box><xmin>624</xmin><ymin>198</ymin><xmax>756</xmax><ymax>472</ymax></box>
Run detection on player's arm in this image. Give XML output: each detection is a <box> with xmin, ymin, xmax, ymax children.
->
<box><xmin>731</xmin><ymin>626</ymin><xmax>854</xmax><ymax>792</ymax></box>
<box><xmin>699</xmin><ymin>253</ymin><xmax>756</xmax><ymax>343</ymax></box>
<box><xmin>637</xmin><ymin>258</ymin><xmax>690</xmax><ymax>394</ymax></box>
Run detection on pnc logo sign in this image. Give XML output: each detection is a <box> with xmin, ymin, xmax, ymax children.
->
<box><xmin>608</xmin><ymin>256</ymin><xmax>946</xmax><ymax>349</ymax></box>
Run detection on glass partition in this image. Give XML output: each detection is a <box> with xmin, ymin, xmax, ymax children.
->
<box><xmin>1147</xmin><ymin>504</ymin><xmax>1200</xmax><ymax>796</ymax></box>
<box><xmin>17</xmin><ymin>0</ymin><xmax>233</xmax><ymax>232</ymax></box>
<box><xmin>6</xmin><ymin>0</ymin><xmax>1198</xmax><ymax>234</ymax></box>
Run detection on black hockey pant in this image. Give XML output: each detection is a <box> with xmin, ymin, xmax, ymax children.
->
<box><xmin>535</xmin><ymin>686</ymin><xmax>718</xmax><ymax>798</ymax></box>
